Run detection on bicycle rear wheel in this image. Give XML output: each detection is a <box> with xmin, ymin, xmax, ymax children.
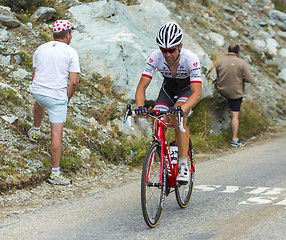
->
<box><xmin>175</xmin><ymin>139</ymin><xmax>195</xmax><ymax>208</ymax></box>
<box><xmin>141</xmin><ymin>141</ymin><xmax>166</xmax><ymax>228</ymax></box>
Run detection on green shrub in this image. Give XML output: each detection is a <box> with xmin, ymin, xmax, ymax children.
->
<box><xmin>18</xmin><ymin>52</ymin><xmax>32</xmax><ymax>71</ymax></box>
<box><xmin>186</xmin><ymin>98</ymin><xmax>270</xmax><ymax>153</ymax></box>
<box><xmin>18</xmin><ymin>13</ymin><xmax>32</xmax><ymax>24</ymax></box>
<box><xmin>187</xmin><ymin>97</ymin><xmax>230</xmax><ymax>152</ymax></box>
<box><xmin>272</xmin><ymin>0</ymin><xmax>286</xmax><ymax>12</ymax></box>
<box><xmin>39</xmin><ymin>32</ymin><xmax>53</xmax><ymax>42</ymax></box>
<box><xmin>0</xmin><ymin>88</ymin><xmax>23</xmax><ymax>106</ymax></box>
<box><xmin>239</xmin><ymin>101</ymin><xmax>270</xmax><ymax>139</ymax></box>
<box><xmin>60</xmin><ymin>151</ymin><xmax>82</xmax><ymax>172</ymax></box>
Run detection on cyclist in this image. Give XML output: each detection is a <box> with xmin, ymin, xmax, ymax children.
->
<box><xmin>135</xmin><ymin>22</ymin><xmax>202</xmax><ymax>184</ymax></box>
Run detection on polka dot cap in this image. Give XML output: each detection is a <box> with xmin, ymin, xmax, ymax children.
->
<box><xmin>53</xmin><ymin>20</ymin><xmax>75</xmax><ymax>33</ymax></box>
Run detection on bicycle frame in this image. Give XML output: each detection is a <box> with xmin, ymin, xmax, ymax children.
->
<box><xmin>147</xmin><ymin>111</ymin><xmax>180</xmax><ymax>189</ymax></box>
<box><xmin>124</xmin><ymin>105</ymin><xmax>194</xmax><ymax>189</ymax></box>
<box><xmin>124</xmin><ymin>104</ymin><xmax>196</xmax><ymax>227</ymax></box>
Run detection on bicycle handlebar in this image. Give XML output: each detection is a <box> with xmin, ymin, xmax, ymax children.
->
<box><xmin>123</xmin><ymin>104</ymin><xmax>186</xmax><ymax>133</ymax></box>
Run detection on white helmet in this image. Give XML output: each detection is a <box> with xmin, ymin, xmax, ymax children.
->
<box><xmin>156</xmin><ymin>22</ymin><xmax>183</xmax><ymax>49</ymax></box>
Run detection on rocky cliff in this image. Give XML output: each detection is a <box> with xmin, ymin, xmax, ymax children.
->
<box><xmin>0</xmin><ymin>0</ymin><xmax>285</xmax><ymax>191</ymax></box>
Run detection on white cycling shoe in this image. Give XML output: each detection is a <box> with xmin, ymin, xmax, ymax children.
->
<box><xmin>176</xmin><ymin>164</ymin><xmax>190</xmax><ymax>184</ymax></box>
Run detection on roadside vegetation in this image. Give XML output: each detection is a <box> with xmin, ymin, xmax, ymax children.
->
<box><xmin>0</xmin><ymin>0</ymin><xmax>283</xmax><ymax>193</ymax></box>
<box><xmin>272</xmin><ymin>0</ymin><xmax>286</xmax><ymax>12</ymax></box>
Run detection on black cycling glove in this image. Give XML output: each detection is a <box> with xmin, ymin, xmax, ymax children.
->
<box><xmin>168</xmin><ymin>107</ymin><xmax>178</xmax><ymax>115</ymax></box>
<box><xmin>135</xmin><ymin>106</ymin><xmax>147</xmax><ymax>115</ymax></box>
<box><xmin>169</xmin><ymin>107</ymin><xmax>184</xmax><ymax>116</ymax></box>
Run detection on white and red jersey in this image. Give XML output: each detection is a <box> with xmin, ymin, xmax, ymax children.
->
<box><xmin>142</xmin><ymin>48</ymin><xmax>202</xmax><ymax>88</ymax></box>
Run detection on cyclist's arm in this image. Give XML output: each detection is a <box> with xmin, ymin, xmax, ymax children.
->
<box><xmin>181</xmin><ymin>83</ymin><xmax>202</xmax><ymax>113</ymax></box>
<box><xmin>135</xmin><ymin>75</ymin><xmax>152</xmax><ymax>107</ymax></box>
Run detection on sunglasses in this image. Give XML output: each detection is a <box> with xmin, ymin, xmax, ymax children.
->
<box><xmin>160</xmin><ymin>47</ymin><xmax>178</xmax><ymax>54</ymax></box>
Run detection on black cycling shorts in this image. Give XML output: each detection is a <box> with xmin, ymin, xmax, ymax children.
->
<box><xmin>154</xmin><ymin>83</ymin><xmax>191</xmax><ymax>111</ymax></box>
<box><xmin>227</xmin><ymin>97</ymin><xmax>243</xmax><ymax>112</ymax></box>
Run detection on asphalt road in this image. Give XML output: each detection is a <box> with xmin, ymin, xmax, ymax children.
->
<box><xmin>0</xmin><ymin>136</ymin><xmax>285</xmax><ymax>240</ymax></box>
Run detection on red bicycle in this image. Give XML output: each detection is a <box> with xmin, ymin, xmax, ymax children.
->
<box><xmin>124</xmin><ymin>104</ymin><xmax>195</xmax><ymax>228</ymax></box>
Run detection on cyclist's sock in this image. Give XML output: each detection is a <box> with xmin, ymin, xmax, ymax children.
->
<box><xmin>179</xmin><ymin>158</ymin><xmax>187</xmax><ymax>165</ymax></box>
<box><xmin>52</xmin><ymin>167</ymin><xmax>60</xmax><ymax>176</ymax></box>
<box><xmin>33</xmin><ymin>127</ymin><xmax>40</xmax><ymax>134</ymax></box>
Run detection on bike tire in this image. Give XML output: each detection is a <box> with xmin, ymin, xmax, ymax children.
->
<box><xmin>175</xmin><ymin>139</ymin><xmax>195</xmax><ymax>208</ymax></box>
<box><xmin>141</xmin><ymin>141</ymin><xmax>166</xmax><ymax>228</ymax></box>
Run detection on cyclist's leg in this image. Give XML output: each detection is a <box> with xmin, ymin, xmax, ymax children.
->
<box><xmin>173</xmin><ymin>85</ymin><xmax>191</xmax><ymax>161</ymax></box>
<box><xmin>173</xmin><ymin>86</ymin><xmax>192</xmax><ymax>183</ymax></box>
<box><xmin>154</xmin><ymin>83</ymin><xmax>175</xmax><ymax>124</ymax></box>
<box><xmin>173</xmin><ymin>105</ymin><xmax>190</xmax><ymax>160</ymax></box>
<box><xmin>175</xmin><ymin>138</ymin><xmax>195</xmax><ymax>207</ymax></box>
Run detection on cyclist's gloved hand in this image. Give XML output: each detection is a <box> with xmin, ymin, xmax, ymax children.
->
<box><xmin>169</xmin><ymin>107</ymin><xmax>178</xmax><ymax>115</ymax></box>
<box><xmin>135</xmin><ymin>106</ymin><xmax>147</xmax><ymax>115</ymax></box>
<box><xmin>169</xmin><ymin>107</ymin><xmax>184</xmax><ymax>116</ymax></box>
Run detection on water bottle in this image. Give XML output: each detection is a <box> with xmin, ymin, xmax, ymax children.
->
<box><xmin>169</xmin><ymin>141</ymin><xmax>178</xmax><ymax>165</ymax></box>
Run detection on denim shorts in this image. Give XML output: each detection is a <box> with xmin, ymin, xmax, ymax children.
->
<box><xmin>32</xmin><ymin>93</ymin><xmax>67</xmax><ymax>123</ymax></box>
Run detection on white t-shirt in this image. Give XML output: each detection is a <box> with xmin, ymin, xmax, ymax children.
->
<box><xmin>30</xmin><ymin>41</ymin><xmax>80</xmax><ymax>100</ymax></box>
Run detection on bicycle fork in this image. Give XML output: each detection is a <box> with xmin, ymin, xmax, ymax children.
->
<box><xmin>145</xmin><ymin>141</ymin><xmax>166</xmax><ymax>188</ymax></box>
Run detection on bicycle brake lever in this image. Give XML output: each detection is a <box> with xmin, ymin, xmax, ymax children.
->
<box><xmin>123</xmin><ymin>104</ymin><xmax>132</xmax><ymax>123</ymax></box>
<box><xmin>123</xmin><ymin>104</ymin><xmax>134</xmax><ymax>131</ymax></box>
<box><xmin>177</xmin><ymin>106</ymin><xmax>186</xmax><ymax>133</ymax></box>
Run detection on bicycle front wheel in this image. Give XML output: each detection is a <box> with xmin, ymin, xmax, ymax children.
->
<box><xmin>175</xmin><ymin>139</ymin><xmax>195</xmax><ymax>208</ymax></box>
<box><xmin>141</xmin><ymin>141</ymin><xmax>166</xmax><ymax>228</ymax></box>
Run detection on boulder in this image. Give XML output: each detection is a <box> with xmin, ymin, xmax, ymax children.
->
<box><xmin>31</xmin><ymin>7</ymin><xmax>56</xmax><ymax>22</ymax></box>
<box><xmin>250</xmin><ymin>39</ymin><xmax>266</xmax><ymax>53</ymax></box>
<box><xmin>69</xmin><ymin>0</ymin><xmax>215</xmax><ymax>100</ymax></box>
<box><xmin>0</xmin><ymin>54</ymin><xmax>10</xmax><ymax>66</ymax></box>
<box><xmin>0</xmin><ymin>6</ymin><xmax>20</xmax><ymax>28</ymax></box>
<box><xmin>0</xmin><ymin>14</ymin><xmax>20</xmax><ymax>28</ymax></box>
<box><xmin>208</xmin><ymin>32</ymin><xmax>225</xmax><ymax>46</ymax></box>
<box><xmin>279</xmin><ymin>48</ymin><xmax>286</xmax><ymax>58</ymax></box>
<box><xmin>269</xmin><ymin>10</ymin><xmax>286</xmax><ymax>31</ymax></box>
<box><xmin>278</xmin><ymin>68</ymin><xmax>286</xmax><ymax>82</ymax></box>
<box><xmin>0</xmin><ymin>0</ymin><xmax>41</xmax><ymax>12</ymax></box>
<box><xmin>229</xmin><ymin>30</ymin><xmax>239</xmax><ymax>38</ymax></box>
<box><xmin>0</xmin><ymin>29</ymin><xmax>9</xmax><ymax>41</ymax></box>
<box><xmin>265</xmin><ymin>38</ymin><xmax>278</xmax><ymax>57</ymax></box>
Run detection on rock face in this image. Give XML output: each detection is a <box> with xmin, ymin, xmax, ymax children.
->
<box><xmin>31</xmin><ymin>7</ymin><xmax>56</xmax><ymax>22</ymax></box>
<box><xmin>0</xmin><ymin>6</ymin><xmax>20</xmax><ymax>28</ymax></box>
<box><xmin>70</xmin><ymin>0</ymin><xmax>285</xmax><ymax>120</ymax></box>
<box><xmin>69</xmin><ymin>0</ymin><xmax>215</xmax><ymax>100</ymax></box>
<box><xmin>0</xmin><ymin>0</ymin><xmax>41</xmax><ymax>11</ymax></box>
<box><xmin>269</xmin><ymin>10</ymin><xmax>286</xmax><ymax>30</ymax></box>
<box><xmin>0</xmin><ymin>0</ymin><xmax>286</xmax><ymax>190</ymax></box>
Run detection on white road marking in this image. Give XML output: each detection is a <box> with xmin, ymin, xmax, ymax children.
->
<box><xmin>239</xmin><ymin>196</ymin><xmax>278</xmax><ymax>205</ymax></box>
<box><xmin>194</xmin><ymin>185</ymin><xmax>286</xmax><ymax>206</ymax></box>
<box><xmin>219</xmin><ymin>186</ymin><xmax>240</xmax><ymax>193</ymax></box>
<box><xmin>193</xmin><ymin>185</ymin><xmax>222</xmax><ymax>191</ymax></box>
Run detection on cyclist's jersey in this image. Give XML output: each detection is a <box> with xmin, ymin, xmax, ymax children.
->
<box><xmin>142</xmin><ymin>48</ymin><xmax>202</xmax><ymax>90</ymax></box>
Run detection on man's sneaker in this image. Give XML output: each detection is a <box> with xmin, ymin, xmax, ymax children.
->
<box><xmin>48</xmin><ymin>172</ymin><xmax>72</xmax><ymax>185</ymax></box>
<box><xmin>27</xmin><ymin>128</ymin><xmax>41</xmax><ymax>143</ymax></box>
<box><xmin>231</xmin><ymin>138</ymin><xmax>245</xmax><ymax>147</ymax></box>
<box><xmin>176</xmin><ymin>164</ymin><xmax>190</xmax><ymax>185</ymax></box>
